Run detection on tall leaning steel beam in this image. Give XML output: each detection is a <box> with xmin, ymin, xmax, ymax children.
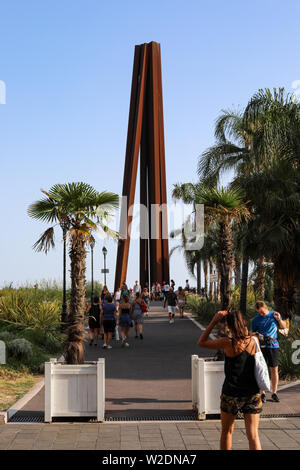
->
<box><xmin>114</xmin><ymin>42</ymin><xmax>169</xmax><ymax>292</ymax></box>
<box><xmin>114</xmin><ymin>44</ymin><xmax>148</xmax><ymax>291</ymax></box>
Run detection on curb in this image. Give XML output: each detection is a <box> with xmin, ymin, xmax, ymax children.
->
<box><xmin>185</xmin><ymin>312</ymin><xmax>217</xmax><ymax>339</ymax></box>
<box><xmin>277</xmin><ymin>380</ymin><xmax>300</xmax><ymax>392</ymax></box>
<box><xmin>5</xmin><ymin>378</ymin><xmax>45</xmax><ymax>422</ymax></box>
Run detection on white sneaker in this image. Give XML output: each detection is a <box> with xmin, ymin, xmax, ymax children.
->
<box><xmin>102</xmin><ymin>344</ymin><xmax>107</xmax><ymax>349</ymax></box>
<box><xmin>125</xmin><ymin>343</ymin><xmax>130</xmax><ymax>347</ymax></box>
<box><xmin>170</xmin><ymin>319</ymin><xmax>174</xmax><ymax>324</ymax></box>
<box><xmin>107</xmin><ymin>345</ymin><xmax>112</xmax><ymax>349</ymax></box>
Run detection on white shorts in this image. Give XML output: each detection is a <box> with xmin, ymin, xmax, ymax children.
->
<box><xmin>168</xmin><ymin>306</ymin><xmax>176</xmax><ymax>315</ymax></box>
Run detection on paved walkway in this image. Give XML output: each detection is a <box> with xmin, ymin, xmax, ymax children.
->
<box><xmin>1</xmin><ymin>418</ymin><xmax>300</xmax><ymax>450</ymax></box>
<box><xmin>4</xmin><ymin>302</ymin><xmax>300</xmax><ymax>450</ymax></box>
<box><xmin>15</xmin><ymin>302</ymin><xmax>214</xmax><ymax>419</ymax></box>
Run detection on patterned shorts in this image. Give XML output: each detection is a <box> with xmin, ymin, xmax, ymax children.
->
<box><xmin>220</xmin><ymin>393</ymin><xmax>262</xmax><ymax>415</ymax></box>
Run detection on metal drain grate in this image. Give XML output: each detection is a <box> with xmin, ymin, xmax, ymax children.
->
<box><xmin>9</xmin><ymin>413</ymin><xmax>300</xmax><ymax>423</ymax></box>
<box><xmin>9</xmin><ymin>414</ymin><xmax>198</xmax><ymax>423</ymax></box>
<box><xmin>10</xmin><ymin>415</ymin><xmax>44</xmax><ymax>423</ymax></box>
<box><xmin>105</xmin><ymin>415</ymin><xmax>198</xmax><ymax>422</ymax></box>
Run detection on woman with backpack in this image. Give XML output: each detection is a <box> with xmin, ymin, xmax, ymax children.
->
<box><xmin>197</xmin><ymin>309</ymin><xmax>262</xmax><ymax>450</ymax></box>
<box><xmin>86</xmin><ymin>296</ymin><xmax>101</xmax><ymax>346</ymax></box>
<box><xmin>118</xmin><ymin>295</ymin><xmax>133</xmax><ymax>347</ymax></box>
<box><xmin>131</xmin><ymin>292</ymin><xmax>146</xmax><ymax>339</ymax></box>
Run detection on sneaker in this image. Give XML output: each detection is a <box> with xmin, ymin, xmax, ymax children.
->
<box><xmin>170</xmin><ymin>319</ymin><xmax>174</xmax><ymax>324</ymax></box>
<box><xmin>107</xmin><ymin>345</ymin><xmax>112</xmax><ymax>349</ymax></box>
<box><xmin>102</xmin><ymin>344</ymin><xmax>107</xmax><ymax>349</ymax></box>
<box><xmin>140</xmin><ymin>334</ymin><xmax>143</xmax><ymax>339</ymax></box>
<box><xmin>261</xmin><ymin>393</ymin><xmax>266</xmax><ymax>403</ymax></box>
<box><xmin>271</xmin><ymin>393</ymin><xmax>280</xmax><ymax>402</ymax></box>
<box><xmin>125</xmin><ymin>343</ymin><xmax>130</xmax><ymax>347</ymax></box>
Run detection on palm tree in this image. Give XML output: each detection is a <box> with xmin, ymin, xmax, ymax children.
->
<box><xmin>28</xmin><ymin>182</ymin><xmax>119</xmax><ymax>364</ymax></box>
<box><xmin>194</xmin><ymin>187</ymin><xmax>250</xmax><ymax>309</ymax></box>
<box><xmin>172</xmin><ymin>182</ymin><xmax>203</xmax><ymax>293</ymax></box>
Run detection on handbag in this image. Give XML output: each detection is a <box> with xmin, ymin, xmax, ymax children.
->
<box><xmin>253</xmin><ymin>336</ymin><xmax>271</xmax><ymax>392</ymax></box>
<box><xmin>141</xmin><ymin>301</ymin><xmax>147</xmax><ymax>313</ymax></box>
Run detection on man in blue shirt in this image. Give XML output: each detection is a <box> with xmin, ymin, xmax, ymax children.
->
<box><xmin>251</xmin><ymin>301</ymin><xmax>287</xmax><ymax>403</ymax></box>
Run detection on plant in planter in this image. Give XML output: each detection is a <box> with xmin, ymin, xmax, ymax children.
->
<box><xmin>28</xmin><ymin>182</ymin><xmax>119</xmax><ymax>421</ymax></box>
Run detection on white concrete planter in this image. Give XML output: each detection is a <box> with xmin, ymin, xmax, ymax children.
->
<box><xmin>45</xmin><ymin>358</ymin><xmax>105</xmax><ymax>422</ymax></box>
<box><xmin>192</xmin><ymin>355</ymin><xmax>225</xmax><ymax>419</ymax></box>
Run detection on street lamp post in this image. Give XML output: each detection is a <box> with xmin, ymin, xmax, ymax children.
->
<box><xmin>102</xmin><ymin>246</ymin><xmax>107</xmax><ymax>287</ymax></box>
<box><xmin>90</xmin><ymin>238</ymin><xmax>95</xmax><ymax>302</ymax></box>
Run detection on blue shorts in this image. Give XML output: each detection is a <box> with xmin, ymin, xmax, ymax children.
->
<box><xmin>119</xmin><ymin>314</ymin><xmax>131</xmax><ymax>327</ymax></box>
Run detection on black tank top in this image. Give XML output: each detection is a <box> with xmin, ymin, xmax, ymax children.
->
<box><xmin>222</xmin><ymin>337</ymin><xmax>259</xmax><ymax>397</ymax></box>
<box><xmin>90</xmin><ymin>304</ymin><xmax>100</xmax><ymax>321</ymax></box>
<box><xmin>120</xmin><ymin>307</ymin><xmax>130</xmax><ymax>316</ymax></box>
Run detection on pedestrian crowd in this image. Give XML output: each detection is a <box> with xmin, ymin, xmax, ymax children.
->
<box><xmin>86</xmin><ymin>279</ymin><xmax>191</xmax><ymax>348</ymax></box>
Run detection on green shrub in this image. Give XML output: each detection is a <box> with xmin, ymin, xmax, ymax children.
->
<box><xmin>185</xmin><ymin>294</ymin><xmax>221</xmax><ymax>324</ymax></box>
<box><xmin>0</xmin><ymin>331</ymin><xmax>14</xmax><ymax>343</ymax></box>
<box><xmin>0</xmin><ymin>292</ymin><xmax>61</xmax><ymax>333</ymax></box>
<box><xmin>7</xmin><ymin>338</ymin><xmax>33</xmax><ymax>361</ymax></box>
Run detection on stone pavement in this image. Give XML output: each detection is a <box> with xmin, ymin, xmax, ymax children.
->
<box><xmin>0</xmin><ymin>418</ymin><xmax>300</xmax><ymax>450</ymax></box>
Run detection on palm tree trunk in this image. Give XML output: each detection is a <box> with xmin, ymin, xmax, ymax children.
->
<box><xmin>253</xmin><ymin>256</ymin><xmax>266</xmax><ymax>300</ymax></box>
<box><xmin>217</xmin><ymin>220</ymin><xmax>233</xmax><ymax>310</ymax></box>
<box><xmin>196</xmin><ymin>259</ymin><xmax>201</xmax><ymax>294</ymax></box>
<box><xmin>209</xmin><ymin>259</ymin><xmax>213</xmax><ymax>300</ymax></box>
<box><xmin>273</xmin><ymin>254</ymin><xmax>296</xmax><ymax>317</ymax></box>
<box><xmin>234</xmin><ymin>254</ymin><xmax>241</xmax><ymax>286</ymax></box>
<box><xmin>240</xmin><ymin>256</ymin><xmax>249</xmax><ymax>316</ymax></box>
<box><xmin>66</xmin><ymin>231</ymin><xmax>87</xmax><ymax>364</ymax></box>
<box><xmin>204</xmin><ymin>259</ymin><xmax>209</xmax><ymax>299</ymax></box>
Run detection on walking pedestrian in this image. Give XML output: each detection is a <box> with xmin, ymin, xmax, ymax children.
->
<box><xmin>118</xmin><ymin>295</ymin><xmax>133</xmax><ymax>347</ymax></box>
<box><xmin>142</xmin><ymin>287</ymin><xmax>150</xmax><ymax>316</ymax></box>
<box><xmin>100</xmin><ymin>285</ymin><xmax>109</xmax><ymax>305</ymax></box>
<box><xmin>86</xmin><ymin>296</ymin><xmax>101</xmax><ymax>346</ymax></box>
<box><xmin>131</xmin><ymin>292</ymin><xmax>145</xmax><ymax>339</ymax></box>
<box><xmin>100</xmin><ymin>294</ymin><xmax>117</xmax><ymax>349</ymax></box>
<box><xmin>177</xmin><ymin>286</ymin><xmax>186</xmax><ymax>317</ymax></box>
<box><xmin>121</xmin><ymin>282</ymin><xmax>130</xmax><ymax>299</ymax></box>
<box><xmin>162</xmin><ymin>281</ymin><xmax>170</xmax><ymax>308</ymax></box>
<box><xmin>250</xmin><ymin>301</ymin><xmax>287</xmax><ymax>403</ymax></box>
<box><xmin>114</xmin><ymin>287</ymin><xmax>122</xmax><ymax>313</ymax></box>
<box><xmin>198</xmin><ymin>309</ymin><xmax>262</xmax><ymax>450</ymax></box>
<box><xmin>166</xmin><ymin>287</ymin><xmax>177</xmax><ymax>324</ymax></box>
<box><xmin>170</xmin><ymin>279</ymin><xmax>175</xmax><ymax>290</ymax></box>
<box><xmin>133</xmin><ymin>280</ymin><xmax>141</xmax><ymax>294</ymax></box>
<box><xmin>185</xmin><ymin>279</ymin><xmax>190</xmax><ymax>292</ymax></box>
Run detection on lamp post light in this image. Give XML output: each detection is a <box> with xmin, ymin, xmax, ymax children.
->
<box><xmin>102</xmin><ymin>246</ymin><xmax>108</xmax><ymax>287</ymax></box>
<box><xmin>90</xmin><ymin>237</ymin><xmax>95</xmax><ymax>303</ymax></box>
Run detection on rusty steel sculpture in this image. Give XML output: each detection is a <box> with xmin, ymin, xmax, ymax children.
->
<box><xmin>114</xmin><ymin>42</ymin><xmax>170</xmax><ymax>291</ymax></box>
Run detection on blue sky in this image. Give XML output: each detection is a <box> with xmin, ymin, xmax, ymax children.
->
<box><xmin>1</xmin><ymin>0</ymin><xmax>300</xmax><ymax>290</ymax></box>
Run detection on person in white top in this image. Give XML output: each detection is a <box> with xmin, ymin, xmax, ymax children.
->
<box><xmin>133</xmin><ymin>281</ymin><xmax>141</xmax><ymax>294</ymax></box>
<box><xmin>163</xmin><ymin>281</ymin><xmax>170</xmax><ymax>308</ymax></box>
<box><xmin>114</xmin><ymin>287</ymin><xmax>122</xmax><ymax>314</ymax></box>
